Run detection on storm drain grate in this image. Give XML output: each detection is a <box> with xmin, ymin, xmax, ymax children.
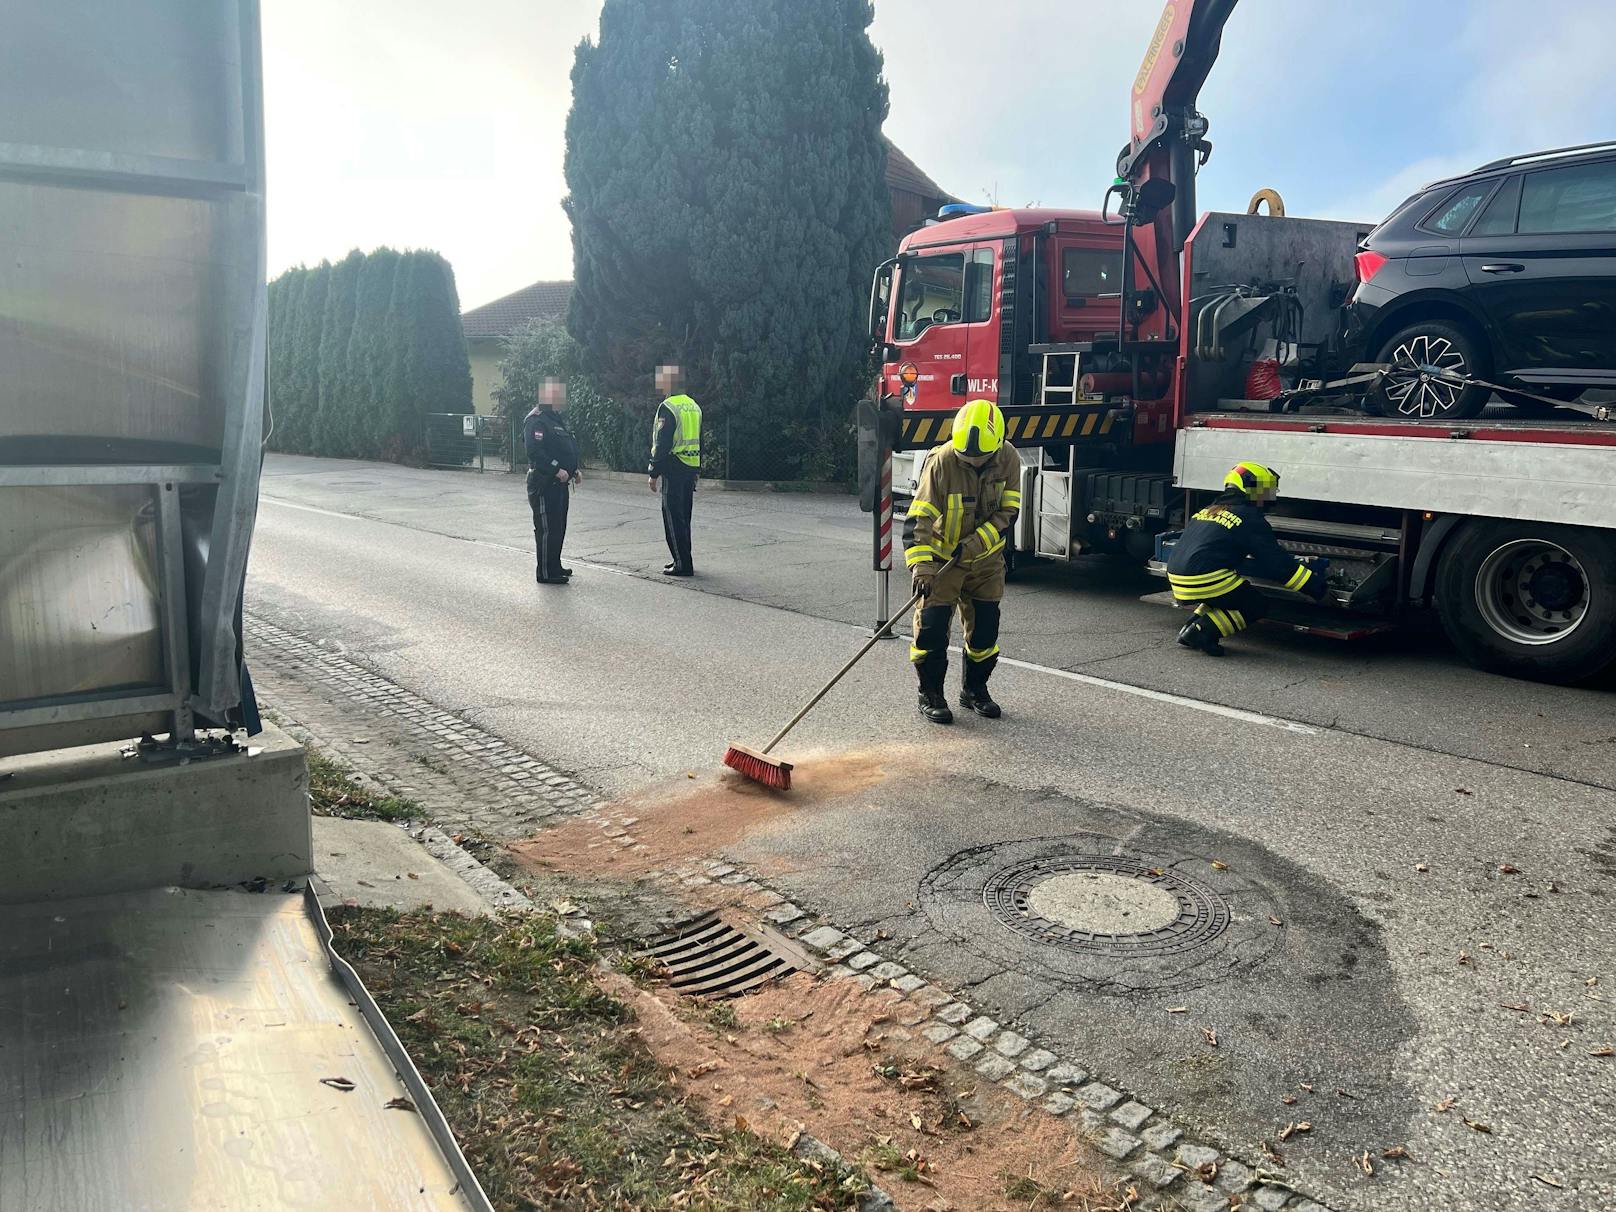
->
<box><xmin>642</xmin><ymin>911</ymin><xmax>816</xmax><ymax>998</ymax></box>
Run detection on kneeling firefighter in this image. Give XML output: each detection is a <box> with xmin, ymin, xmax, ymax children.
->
<box><xmin>1168</xmin><ymin>461</ymin><xmax>1327</xmax><ymax>656</ymax></box>
<box><xmin>903</xmin><ymin>400</ymin><xmax>1022</xmax><ymax>723</ymax></box>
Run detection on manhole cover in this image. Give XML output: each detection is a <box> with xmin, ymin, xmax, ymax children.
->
<box><xmin>983</xmin><ymin>855</ymin><xmax>1230</xmax><ymax>957</ymax></box>
<box><xmin>641</xmin><ymin>911</ymin><xmax>816</xmax><ymax>998</ymax></box>
<box><xmin>918</xmin><ymin>834</ymin><xmax>1281</xmax><ymax>994</ymax></box>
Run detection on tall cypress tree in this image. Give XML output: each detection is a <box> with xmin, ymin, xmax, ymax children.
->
<box><xmin>343</xmin><ymin>246</ymin><xmax>403</xmax><ymax>458</ymax></box>
<box><xmin>564</xmin><ymin>0</ymin><xmax>891</xmax><ymax>479</ymax></box>
<box><xmin>313</xmin><ymin>250</ymin><xmax>364</xmax><ymax>456</ymax></box>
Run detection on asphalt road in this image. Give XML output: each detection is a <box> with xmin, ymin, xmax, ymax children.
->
<box><xmin>249</xmin><ymin>454</ymin><xmax>1616</xmax><ymax>1211</ymax></box>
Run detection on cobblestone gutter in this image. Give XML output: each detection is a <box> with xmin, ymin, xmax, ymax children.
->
<box><xmin>247</xmin><ymin>613</ymin><xmax>1336</xmax><ymax>1212</ymax></box>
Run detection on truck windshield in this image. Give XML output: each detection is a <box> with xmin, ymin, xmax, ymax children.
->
<box><xmin>896</xmin><ymin>252</ymin><xmax>964</xmax><ymax>340</ymax></box>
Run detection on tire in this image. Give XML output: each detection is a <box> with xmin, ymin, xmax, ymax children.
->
<box><xmin>1369</xmin><ymin>320</ymin><xmax>1491</xmax><ymax>420</ymax></box>
<box><xmin>1434</xmin><ymin>519</ymin><xmax>1616</xmax><ymax>684</ymax></box>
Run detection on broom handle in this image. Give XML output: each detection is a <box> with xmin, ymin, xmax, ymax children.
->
<box><xmin>761</xmin><ymin>558</ymin><xmax>957</xmax><ymax>755</ymax></box>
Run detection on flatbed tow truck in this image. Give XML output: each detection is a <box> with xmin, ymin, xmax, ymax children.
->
<box><xmin>864</xmin><ymin>0</ymin><xmax>1616</xmax><ymax>684</ymax></box>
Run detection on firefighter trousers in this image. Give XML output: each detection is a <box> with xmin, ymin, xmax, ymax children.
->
<box><xmin>910</xmin><ymin>558</ymin><xmax>1005</xmax><ymax>666</ymax></box>
<box><xmin>1180</xmin><ymin>581</ymin><xmax>1265</xmax><ymax>638</ymax></box>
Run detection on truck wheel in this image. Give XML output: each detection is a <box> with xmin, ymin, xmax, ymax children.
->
<box><xmin>1369</xmin><ymin>320</ymin><xmax>1491</xmax><ymax>420</ymax></box>
<box><xmin>1435</xmin><ymin>519</ymin><xmax>1616</xmax><ymax>684</ymax></box>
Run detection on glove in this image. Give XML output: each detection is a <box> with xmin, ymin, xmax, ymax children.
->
<box><xmin>912</xmin><ymin>570</ymin><xmax>937</xmax><ymax>599</ymax></box>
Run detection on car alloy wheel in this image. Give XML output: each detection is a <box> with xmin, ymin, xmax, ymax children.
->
<box><xmin>1382</xmin><ymin>333</ymin><xmax>1470</xmax><ymax>419</ymax></box>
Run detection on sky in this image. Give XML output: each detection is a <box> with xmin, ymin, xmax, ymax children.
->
<box><xmin>263</xmin><ymin>0</ymin><xmax>1616</xmax><ymax>312</ymax></box>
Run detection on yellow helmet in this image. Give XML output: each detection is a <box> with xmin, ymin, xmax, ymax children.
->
<box><xmin>1223</xmin><ymin>461</ymin><xmax>1281</xmax><ymax>496</ymax></box>
<box><xmin>951</xmin><ymin>399</ymin><xmax>1005</xmax><ymax>457</ymax></box>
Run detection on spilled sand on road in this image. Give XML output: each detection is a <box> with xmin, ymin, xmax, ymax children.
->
<box><xmin>598</xmin><ymin>968</ymin><xmax>1123</xmax><ymax>1211</ymax></box>
<box><xmin>509</xmin><ymin>745</ymin><xmax>919</xmax><ymax>879</ymax></box>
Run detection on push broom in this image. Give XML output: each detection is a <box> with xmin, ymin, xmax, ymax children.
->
<box><xmin>723</xmin><ymin>557</ymin><xmax>959</xmax><ymax>790</ymax></box>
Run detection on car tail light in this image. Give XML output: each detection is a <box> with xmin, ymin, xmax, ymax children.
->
<box><xmin>1354</xmin><ymin>250</ymin><xmax>1388</xmax><ymax>283</ymax></box>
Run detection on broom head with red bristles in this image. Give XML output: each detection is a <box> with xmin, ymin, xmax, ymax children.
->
<box><xmin>722</xmin><ymin>742</ymin><xmax>793</xmax><ymax>791</ymax></box>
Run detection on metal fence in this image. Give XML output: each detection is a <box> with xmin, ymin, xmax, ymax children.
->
<box><xmin>423</xmin><ymin>413</ymin><xmax>511</xmax><ymax>472</ymax></box>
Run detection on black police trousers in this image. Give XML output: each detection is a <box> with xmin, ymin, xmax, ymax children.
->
<box><xmin>661</xmin><ymin>462</ymin><xmax>696</xmax><ymax>571</ymax></box>
<box><xmin>528</xmin><ymin>472</ymin><xmax>569</xmax><ymax>581</ymax></box>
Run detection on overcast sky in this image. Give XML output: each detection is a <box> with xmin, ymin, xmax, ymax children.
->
<box><xmin>263</xmin><ymin>0</ymin><xmax>1616</xmax><ymax>311</ymax></box>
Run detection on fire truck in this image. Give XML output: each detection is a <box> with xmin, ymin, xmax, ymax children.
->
<box><xmin>865</xmin><ymin>0</ymin><xmax>1616</xmax><ymax>685</ymax></box>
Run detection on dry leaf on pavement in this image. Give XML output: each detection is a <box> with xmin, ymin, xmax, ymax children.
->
<box><xmin>1462</xmin><ymin>1117</ymin><xmax>1492</xmax><ymax>1134</ymax></box>
<box><xmin>1433</xmin><ymin>1096</ymin><xmax>1457</xmax><ymax>1113</ymax></box>
<box><xmin>1201</xmin><ymin>1027</ymin><xmax>1218</xmax><ymax>1047</ymax></box>
<box><xmin>1532</xmin><ymin>1175</ymin><xmax>1564</xmax><ymax>1189</ymax></box>
<box><xmin>1210</xmin><ymin>860</ymin><xmax>1229</xmax><ymax>871</ymax></box>
<box><xmin>1382</xmin><ymin>1145</ymin><xmax>1410</xmax><ymax>1160</ymax></box>
<box><xmin>1355</xmin><ymin>1150</ymin><xmax>1374</xmax><ymax>1177</ymax></box>
<box><xmin>1498</xmin><ymin>864</ymin><xmax>1520</xmax><ymax>874</ymax></box>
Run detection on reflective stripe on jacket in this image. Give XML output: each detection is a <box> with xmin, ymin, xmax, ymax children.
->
<box><xmin>902</xmin><ymin>442</ymin><xmax>1022</xmax><ymax>572</ymax></box>
<box><xmin>1166</xmin><ymin>490</ymin><xmax>1317</xmax><ymax>601</ymax></box>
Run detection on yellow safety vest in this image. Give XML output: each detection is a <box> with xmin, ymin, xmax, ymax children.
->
<box><xmin>660</xmin><ymin>394</ymin><xmax>702</xmax><ymax>467</ymax></box>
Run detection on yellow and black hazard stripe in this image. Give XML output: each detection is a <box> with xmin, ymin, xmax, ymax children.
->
<box><xmin>897</xmin><ymin>406</ymin><xmax>1122</xmax><ymax>450</ymax></box>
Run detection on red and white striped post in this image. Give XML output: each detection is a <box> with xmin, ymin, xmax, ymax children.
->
<box><xmin>873</xmin><ymin>447</ymin><xmax>893</xmax><ymax>634</ymax></box>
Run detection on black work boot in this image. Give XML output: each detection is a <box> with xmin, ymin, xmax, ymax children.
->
<box><xmin>960</xmin><ymin>655</ymin><xmax>1002</xmax><ymax>718</ymax></box>
<box><xmin>915</xmin><ymin>655</ymin><xmax>953</xmax><ymax>725</ymax></box>
<box><xmin>1176</xmin><ymin>614</ymin><xmax>1225</xmax><ymax>657</ymax></box>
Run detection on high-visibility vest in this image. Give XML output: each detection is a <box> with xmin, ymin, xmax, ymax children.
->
<box><xmin>660</xmin><ymin>394</ymin><xmax>702</xmax><ymax>467</ymax></box>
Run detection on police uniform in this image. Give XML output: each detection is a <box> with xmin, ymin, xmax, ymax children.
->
<box><xmin>523</xmin><ymin>404</ymin><xmax>580</xmax><ymax>583</ymax></box>
<box><xmin>1167</xmin><ymin>461</ymin><xmax>1326</xmax><ymax>654</ymax></box>
<box><xmin>649</xmin><ymin>393</ymin><xmax>702</xmax><ymax>575</ymax></box>
<box><xmin>903</xmin><ymin>400</ymin><xmax>1022</xmax><ymax>723</ymax></box>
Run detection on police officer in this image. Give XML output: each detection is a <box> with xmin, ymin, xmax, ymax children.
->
<box><xmin>1167</xmin><ymin>461</ymin><xmax>1327</xmax><ymax>655</ymax></box>
<box><xmin>903</xmin><ymin>399</ymin><xmax>1023</xmax><ymax>723</ymax></box>
<box><xmin>523</xmin><ymin>377</ymin><xmax>581</xmax><ymax>585</ymax></box>
<box><xmin>647</xmin><ymin>363</ymin><xmax>701</xmax><ymax>577</ymax></box>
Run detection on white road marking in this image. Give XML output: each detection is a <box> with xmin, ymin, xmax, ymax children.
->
<box><xmin>906</xmin><ymin>637</ymin><xmax>1319</xmax><ymax>735</ymax></box>
<box><xmin>993</xmin><ymin>651</ymin><xmax>1320</xmax><ymax>735</ymax></box>
<box><xmin>265</xmin><ymin>494</ymin><xmax>1316</xmax><ymax>734</ymax></box>
<box><xmin>259</xmin><ymin>496</ymin><xmax>635</xmax><ymax>577</ymax></box>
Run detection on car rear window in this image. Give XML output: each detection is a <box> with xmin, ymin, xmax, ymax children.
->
<box><xmin>1470</xmin><ymin>175</ymin><xmax>1521</xmax><ymax>236</ymax></box>
<box><xmin>1421</xmin><ymin>183</ymin><xmax>1493</xmax><ymax>234</ymax></box>
<box><xmin>1519</xmin><ymin>160</ymin><xmax>1616</xmax><ymax>233</ymax></box>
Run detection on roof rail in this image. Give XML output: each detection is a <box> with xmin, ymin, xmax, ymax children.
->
<box><xmin>1473</xmin><ymin>141</ymin><xmax>1616</xmax><ymax>173</ymax></box>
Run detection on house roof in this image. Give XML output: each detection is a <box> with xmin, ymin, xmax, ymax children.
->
<box><xmin>460</xmin><ymin>280</ymin><xmax>572</xmax><ymax>340</ymax></box>
<box><xmin>885</xmin><ymin>139</ymin><xmax>956</xmax><ymax>204</ymax></box>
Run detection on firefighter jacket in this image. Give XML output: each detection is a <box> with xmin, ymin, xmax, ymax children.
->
<box><xmin>903</xmin><ymin>443</ymin><xmax>1022</xmax><ymax>573</ymax></box>
<box><xmin>648</xmin><ymin>395</ymin><xmax>702</xmax><ymax>475</ymax></box>
<box><xmin>1167</xmin><ymin>490</ymin><xmax>1325</xmax><ymax>600</ymax></box>
<box><xmin>523</xmin><ymin>406</ymin><xmax>580</xmax><ymax>477</ymax></box>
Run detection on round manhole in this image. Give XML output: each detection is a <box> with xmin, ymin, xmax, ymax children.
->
<box><xmin>917</xmin><ymin>834</ymin><xmax>1281</xmax><ymax>994</ymax></box>
<box><xmin>983</xmin><ymin>854</ymin><xmax>1230</xmax><ymax>957</ymax></box>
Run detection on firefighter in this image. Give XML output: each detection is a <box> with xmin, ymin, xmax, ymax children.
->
<box><xmin>647</xmin><ymin>363</ymin><xmax>701</xmax><ymax>577</ymax></box>
<box><xmin>1168</xmin><ymin>461</ymin><xmax>1327</xmax><ymax>655</ymax></box>
<box><xmin>903</xmin><ymin>399</ymin><xmax>1022</xmax><ymax>724</ymax></box>
<box><xmin>523</xmin><ymin>377</ymin><xmax>581</xmax><ymax>585</ymax></box>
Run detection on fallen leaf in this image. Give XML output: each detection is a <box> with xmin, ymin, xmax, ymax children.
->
<box><xmin>1433</xmin><ymin>1096</ymin><xmax>1457</xmax><ymax>1113</ymax></box>
<box><xmin>1210</xmin><ymin>860</ymin><xmax>1229</xmax><ymax>871</ymax></box>
<box><xmin>1268</xmin><ymin>915</ymin><xmax>1283</xmax><ymax>927</ymax></box>
<box><xmin>1414</xmin><ymin>863</ymin><xmax>1429</xmax><ymax>872</ymax></box>
<box><xmin>320</xmin><ymin>1077</ymin><xmax>355</xmax><ymax>1092</ymax></box>
<box><xmin>1336</xmin><ymin>1088</ymin><xmax>1357</xmax><ymax>1100</ymax></box>
<box><xmin>1461</xmin><ymin>1117</ymin><xmax>1491</xmax><ymax>1134</ymax></box>
<box><xmin>734</xmin><ymin>1114</ymin><xmax>749</xmax><ymax>1133</ymax></box>
<box><xmin>688</xmin><ymin>1061</ymin><xmax>720</xmax><ymax>1077</ymax></box>
<box><xmin>1587</xmin><ymin>977</ymin><xmax>1600</xmax><ymax>988</ymax></box>
<box><xmin>717</xmin><ymin>1093</ymin><xmax>734</xmax><ymax>1107</ymax></box>
<box><xmin>384</xmin><ymin>1096</ymin><xmax>416</xmax><ymax>1113</ymax></box>
<box><xmin>1454</xmin><ymin>787</ymin><xmax>1472</xmax><ymax>795</ymax></box>
<box><xmin>1499</xmin><ymin>1002</ymin><xmax>1532</xmax><ymax>1014</ymax></box>
<box><xmin>1192</xmin><ymin>1161</ymin><xmax>1217</xmax><ymax>1184</ymax></box>
<box><xmin>1201</xmin><ymin>1027</ymin><xmax>1218</xmax><ymax>1047</ymax></box>
<box><xmin>1548</xmin><ymin>881</ymin><xmax>1561</xmax><ymax>893</ymax></box>
<box><xmin>1355</xmin><ymin>1150</ymin><xmax>1375</xmax><ymax>1177</ymax></box>
<box><xmin>1540</xmin><ymin>1010</ymin><xmax>1575</xmax><ymax>1027</ymax></box>
<box><xmin>1382</xmin><ymin>1145</ymin><xmax>1410</xmax><ymax>1160</ymax></box>
<box><xmin>910</xmin><ymin>1112</ymin><xmax>923</xmax><ymax>1130</ymax></box>
<box><xmin>406</xmin><ymin>872</ymin><xmax>419</xmax><ymax>880</ymax></box>
<box><xmin>1590</xmin><ymin>1047</ymin><xmax>1614</xmax><ymax>1058</ymax></box>
<box><xmin>1531</xmin><ymin>1174</ymin><xmax>1563</xmax><ymax>1190</ymax></box>
<box><xmin>1167</xmin><ymin>1006</ymin><xmax>1188</xmax><ymax>1014</ymax></box>
<box><xmin>1299</xmin><ymin>1082</ymin><xmax>1314</xmax><ymax>1092</ymax></box>
<box><xmin>1147</xmin><ymin>867</ymin><xmax>1166</xmax><ymax>877</ymax></box>
<box><xmin>1498</xmin><ymin>864</ymin><xmax>1520</xmax><ymax>875</ymax></box>
<box><xmin>1278</xmin><ymin>1122</ymin><xmax>1297</xmax><ymax>1141</ymax></box>
<box><xmin>686</xmin><ymin>772</ymin><xmax>695</xmax><ymax>779</ymax></box>
<box><xmin>1458</xmin><ymin>950</ymin><xmax>1472</xmax><ymax>965</ymax></box>
<box><xmin>1281</xmin><ymin>1096</ymin><xmax>1298</xmax><ymax>1106</ymax></box>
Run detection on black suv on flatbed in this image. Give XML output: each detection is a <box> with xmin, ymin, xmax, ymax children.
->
<box><xmin>1345</xmin><ymin>142</ymin><xmax>1616</xmax><ymax>420</ymax></box>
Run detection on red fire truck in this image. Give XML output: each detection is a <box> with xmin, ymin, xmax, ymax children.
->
<box><xmin>865</xmin><ymin>0</ymin><xmax>1616</xmax><ymax>685</ymax></box>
